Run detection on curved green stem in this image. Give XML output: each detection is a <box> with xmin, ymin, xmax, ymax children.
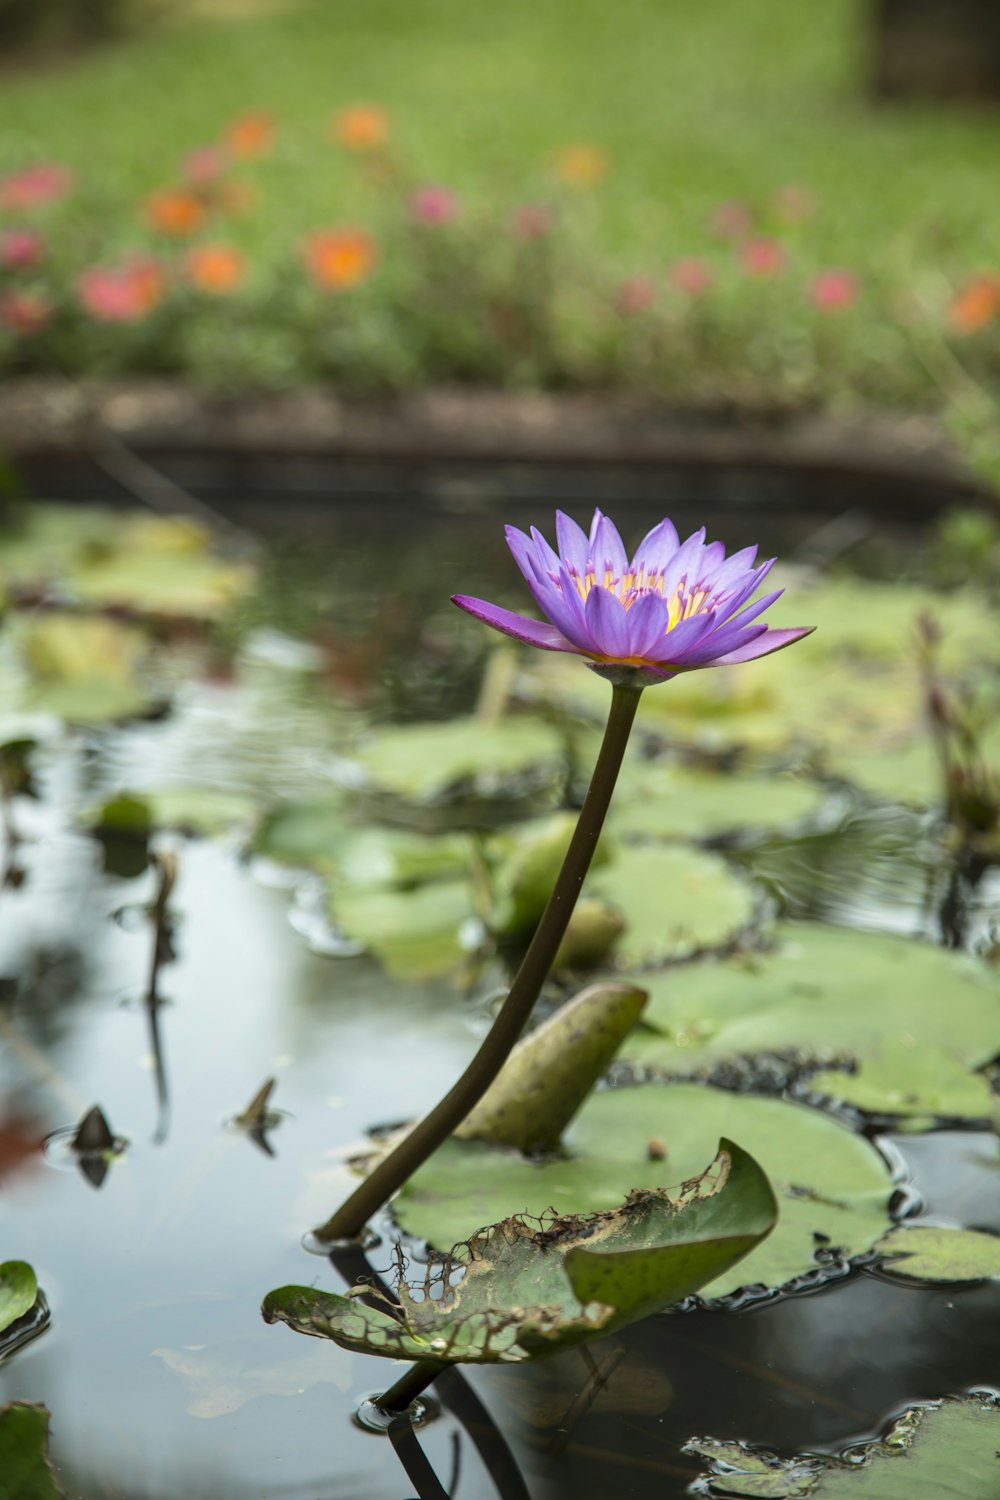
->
<box><xmin>313</xmin><ymin>680</ymin><xmax>643</xmax><ymax>1244</ymax></box>
<box><xmin>376</xmin><ymin>1356</ymin><xmax>447</xmax><ymax>1416</ymax></box>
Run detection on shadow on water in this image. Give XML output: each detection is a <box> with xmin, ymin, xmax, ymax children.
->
<box><xmin>0</xmin><ymin>491</ymin><xmax>998</xmax><ymax>1498</ymax></box>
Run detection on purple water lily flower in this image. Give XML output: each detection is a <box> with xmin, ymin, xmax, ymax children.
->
<box><xmin>453</xmin><ymin>510</ymin><xmax>813</xmax><ymax>685</ymax></box>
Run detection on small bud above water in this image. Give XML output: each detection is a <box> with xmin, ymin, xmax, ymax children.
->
<box><xmin>647</xmin><ymin>1136</ymin><xmax>668</xmax><ymax>1161</ymax></box>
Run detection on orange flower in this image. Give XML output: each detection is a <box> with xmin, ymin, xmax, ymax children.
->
<box><xmin>948</xmin><ymin>274</ymin><xmax>1000</xmax><ymax>335</ymax></box>
<box><xmin>333</xmin><ymin>104</ymin><xmax>389</xmax><ymax>151</ymax></box>
<box><xmin>552</xmin><ymin>144</ymin><xmax>608</xmax><ymax>188</ymax></box>
<box><xmin>303</xmin><ymin>228</ymin><xmax>377</xmax><ymax>290</ymax></box>
<box><xmin>225</xmin><ymin>111</ymin><xmax>276</xmax><ymax>159</ymax></box>
<box><xmin>186</xmin><ymin>243</ymin><xmax>246</xmax><ymax>294</ymax></box>
<box><xmin>145</xmin><ymin>189</ymin><xmax>206</xmax><ymax>237</ymax></box>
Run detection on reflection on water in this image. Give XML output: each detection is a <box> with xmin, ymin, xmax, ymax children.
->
<box><xmin>0</xmin><ymin>510</ymin><xmax>998</xmax><ymax>1499</ymax></box>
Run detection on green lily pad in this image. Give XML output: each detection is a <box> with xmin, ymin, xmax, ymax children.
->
<box><xmin>353</xmin><ymin>715</ymin><xmax>567</xmax><ymax>817</ymax></box>
<box><xmin>586</xmin><ymin>845</ymin><xmax>758</xmax><ymax>966</ymax></box>
<box><xmin>620</xmin><ymin>922</ymin><xmax>999</xmax><ymax>1121</ymax></box>
<box><xmin>874</xmin><ymin>1225</ymin><xmax>1000</xmax><ymax>1283</ymax></box>
<box><xmin>17</xmin><ymin>614</ymin><xmax>160</xmax><ymax>723</ymax></box>
<box><xmin>0</xmin><ymin>1402</ymin><xmax>64</xmax><ymax>1500</ymax></box>
<box><xmin>810</xmin><ymin>1041</ymin><xmax>996</xmax><ymax>1125</ymax></box>
<box><xmin>610</xmin><ymin>761</ymin><xmax>827</xmax><ymax>841</ymax></box>
<box><xmin>0</xmin><ymin>1261</ymin><xmax>37</xmax><ymax>1335</ymax></box>
<box><xmin>687</xmin><ymin>1396</ymin><xmax>1000</xmax><ymax>1498</ymax></box>
<box><xmin>332</xmin><ymin>877</ymin><xmax>475</xmax><ymax>979</ymax></box>
<box><xmin>86</xmin><ymin>787</ymin><xmax>259</xmax><ymax>838</ymax></box>
<box><xmin>252</xmin><ymin>795</ymin><xmax>349</xmax><ymax>869</ymax></box>
<box><xmin>264</xmin><ymin>1140</ymin><xmax>777</xmax><ymax>1365</ymax></box>
<box><xmin>394</xmin><ymin>1083</ymin><xmax>894</xmax><ymax>1296</ymax></box>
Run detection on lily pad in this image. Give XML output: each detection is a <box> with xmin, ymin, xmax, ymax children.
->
<box><xmin>17</xmin><ymin>614</ymin><xmax>160</xmax><ymax>723</ymax></box>
<box><xmin>0</xmin><ymin>1261</ymin><xmax>36</xmax><ymax>1335</ymax></box>
<box><xmin>620</xmin><ymin>922</ymin><xmax>1000</xmax><ymax>1121</ymax></box>
<box><xmin>332</xmin><ymin>877</ymin><xmax>475</xmax><ymax>979</ymax></box>
<box><xmin>810</xmin><ymin>1041</ymin><xmax>996</xmax><ymax>1126</ymax></box>
<box><xmin>687</xmin><ymin>1396</ymin><xmax>1000</xmax><ymax>1498</ymax></box>
<box><xmin>874</xmin><ymin>1225</ymin><xmax>1000</xmax><ymax>1283</ymax></box>
<box><xmin>610</xmin><ymin>761</ymin><xmax>827</xmax><ymax>841</ymax></box>
<box><xmin>0</xmin><ymin>1402</ymin><xmax>64</xmax><ymax>1500</ymax></box>
<box><xmin>86</xmin><ymin>787</ymin><xmax>259</xmax><ymax>838</ymax></box>
<box><xmin>352</xmin><ymin>715</ymin><xmax>567</xmax><ymax>823</ymax></box>
<box><xmin>394</xmin><ymin>1083</ymin><xmax>894</xmax><ymax>1297</ymax></box>
<box><xmin>252</xmin><ymin>794</ymin><xmax>349</xmax><ymax>869</ymax></box>
<box><xmin>586</xmin><ymin>845</ymin><xmax>759</xmax><ymax>966</ymax></box>
<box><xmin>264</xmin><ymin>1140</ymin><xmax>777</xmax><ymax>1365</ymax></box>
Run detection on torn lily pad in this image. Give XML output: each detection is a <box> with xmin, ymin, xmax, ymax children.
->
<box><xmin>393</xmin><ymin>1083</ymin><xmax>894</xmax><ymax>1297</ymax></box>
<box><xmin>264</xmin><ymin>1140</ymin><xmax>776</xmax><ymax>1365</ymax></box>
<box><xmin>874</xmin><ymin>1224</ymin><xmax>1000</xmax><ymax>1283</ymax></box>
<box><xmin>687</xmin><ymin>1394</ymin><xmax>1000</xmax><ymax>1498</ymax></box>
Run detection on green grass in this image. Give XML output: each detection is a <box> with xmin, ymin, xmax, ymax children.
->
<box><xmin>2</xmin><ymin>0</ymin><xmax>1000</xmax><ymax>470</ymax></box>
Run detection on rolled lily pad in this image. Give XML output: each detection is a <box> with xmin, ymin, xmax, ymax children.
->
<box><xmin>394</xmin><ymin>1084</ymin><xmax>894</xmax><ymax>1297</ymax></box>
<box><xmin>0</xmin><ymin>1402</ymin><xmax>64</xmax><ymax>1500</ymax></box>
<box><xmin>610</xmin><ymin>762</ymin><xmax>827</xmax><ymax>841</ymax></box>
<box><xmin>874</xmin><ymin>1225</ymin><xmax>1000</xmax><ymax>1283</ymax></box>
<box><xmin>620</xmin><ymin>922</ymin><xmax>1000</xmax><ymax>1121</ymax></box>
<box><xmin>687</xmin><ymin>1395</ymin><xmax>1000</xmax><ymax>1498</ymax></box>
<box><xmin>0</xmin><ymin>1261</ymin><xmax>37</xmax><ymax>1335</ymax></box>
<box><xmin>264</xmin><ymin>1140</ymin><xmax>777</xmax><ymax>1365</ymax></box>
<box><xmin>353</xmin><ymin>715</ymin><xmax>567</xmax><ymax>822</ymax></box>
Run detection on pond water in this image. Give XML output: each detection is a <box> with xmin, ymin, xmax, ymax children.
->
<box><xmin>0</xmin><ymin>492</ymin><xmax>998</xmax><ymax>1499</ymax></box>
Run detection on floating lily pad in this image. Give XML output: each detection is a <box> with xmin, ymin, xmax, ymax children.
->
<box><xmin>17</xmin><ymin>614</ymin><xmax>160</xmax><ymax>723</ymax></box>
<box><xmin>586</xmin><ymin>845</ymin><xmax>759</xmax><ymax>966</ymax></box>
<box><xmin>252</xmin><ymin>794</ymin><xmax>349</xmax><ymax>869</ymax></box>
<box><xmin>353</xmin><ymin>715</ymin><xmax>567</xmax><ymax>822</ymax></box>
<box><xmin>394</xmin><ymin>1084</ymin><xmax>894</xmax><ymax>1296</ymax></box>
<box><xmin>0</xmin><ymin>1402</ymin><xmax>64</xmax><ymax>1500</ymax></box>
<box><xmin>0</xmin><ymin>1261</ymin><xmax>37</xmax><ymax>1335</ymax></box>
<box><xmin>874</xmin><ymin>1225</ymin><xmax>1000</xmax><ymax>1283</ymax></box>
<box><xmin>810</xmin><ymin>1041</ymin><xmax>996</xmax><ymax>1126</ymax></box>
<box><xmin>620</xmin><ymin>922</ymin><xmax>999</xmax><ymax>1121</ymax></box>
<box><xmin>265</xmin><ymin>1141</ymin><xmax>777</xmax><ymax>1365</ymax></box>
<box><xmin>610</xmin><ymin>762</ymin><xmax>827</xmax><ymax>841</ymax></box>
<box><xmin>687</xmin><ymin>1396</ymin><xmax>1000</xmax><ymax>1498</ymax></box>
<box><xmin>85</xmin><ymin>787</ymin><xmax>259</xmax><ymax>838</ymax></box>
<box><xmin>332</xmin><ymin>877</ymin><xmax>475</xmax><ymax>979</ymax></box>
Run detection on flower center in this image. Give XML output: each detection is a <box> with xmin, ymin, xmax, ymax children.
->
<box><xmin>565</xmin><ymin>562</ymin><xmax>714</xmax><ymax>632</ymax></box>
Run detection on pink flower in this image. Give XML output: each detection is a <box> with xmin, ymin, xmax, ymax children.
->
<box><xmin>183</xmin><ymin>145</ymin><xmax>229</xmax><ymax>184</ymax></box>
<box><xmin>615</xmin><ymin>275</ymin><xmax>657</xmax><ymax>315</ymax></box>
<box><xmin>0</xmin><ymin>163</ymin><xmax>73</xmax><ymax>211</ymax></box>
<box><xmin>670</xmin><ymin>257</ymin><xmax>713</xmax><ymax>296</ymax></box>
<box><xmin>710</xmin><ymin>199</ymin><xmax>752</xmax><ymax>240</ymax></box>
<box><xmin>511</xmin><ymin>202</ymin><xmax>554</xmax><ymax>239</ymax></box>
<box><xmin>410</xmin><ymin>185</ymin><xmax>460</xmax><ymax>225</ymax></box>
<box><xmin>0</xmin><ymin>290</ymin><xmax>52</xmax><ymax>335</ymax></box>
<box><xmin>740</xmin><ymin>238</ymin><xmax>786</xmax><ymax>278</ymax></box>
<box><xmin>810</xmin><ymin>268</ymin><xmax>858</xmax><ymax>313</ymax></box>
<box><xmin>77</xmin><ymin>257</ymin><xmax>166</xmax><ymax>322</ymax></box>
<box><xmin>0</xmin><ymin>228</ymin><xmax>44</xmax><ymax>271</ymax></box>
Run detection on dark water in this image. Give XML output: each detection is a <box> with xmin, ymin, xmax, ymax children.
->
<box><xmin>0</xmin><ymin>494</ymin><xmax>998</xmax><ymax>1500</ymax></box>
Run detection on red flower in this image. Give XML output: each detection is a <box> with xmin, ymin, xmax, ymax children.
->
<box><xmin>0</xmin><ymin>163</ymin><xmax>72</xmax><ymax>211</ymax></box>
<box><xmin>810</xmin><ymin>269</ymin><xmax>858</xmax><ymax>313</ymax></box>
<box><xmin>0</xmin><ymin>228</ymin><xmax>44</xmax><ymax>271</ymax></box>
<box><xmin>410</xmin><ymin>185</ymin><xmax>460</xmax><ymax>225</ymax></box>
<box><xmin>670</xmin><ymin>257</ymin><xmax>713</xmax><ymax>296</ymax></box>
<box><xmin>740</xmin><ymin>238</ymin><xmax>786</xmax><ymax>278</ymax></box>
<box><xmin>0</xmin><ymin>290</ymin><xmax>52</xmax><ymax>334</ymax></box>
<box><xmin>78</xmin><ymin>257</ymin><xmax>166</xmax><ymax>321</ymax></box>
<box><xmin>615</xmin><ymin>275</ymin><xmax>657</xmax><ymax>315</ymax></box>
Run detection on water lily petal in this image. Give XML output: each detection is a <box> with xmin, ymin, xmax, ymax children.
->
<box><xmin>624</xmin><ymin>591</ymin><xmax>670</xmax><ymax>657</ymax></box>
<box><xmin>659</xmin><ymin>527</ymin><xmax>707</xmax><ymax>601</ymax></box>
<box><xmin>674</xmin><ymin>621</ymin><xmax>770</xmax><ymax>667</ymax></box>
<box><xmin>585</xmin><ymin>585</ymin><xmax>631</xmax><ymax>658</ymax></box>
<box><xmin>590</xmin><ymin>511</ymin><xmax>629</xmax><ymax>581</ymax></box>
<box><xmin>555</xmin><ymin>510</ymin><xmax>591</xmax><ymax>577</ymax></box>
<box><xmin>642</xmin><ymin>609</ymin><xmax>720</xmax><ymax>663</ymax></box>
<box><xmin>711</xmin><ymin>626</ymin><xmax>816</xmax><ymax>665</ymax></box>
<box><xmin>451</xmin><ymin>595</ymin><xmax>582</xmax><ymax>653</ymax></box>
<box><xmin>709</xmin><ymin>545</ymin><xmax>758</xmax><ymax>591</ymax></box>
<box><xmin>629</xmin><ymin>516</ymin><xmax>680</xmax><ymax>576</ymax></box>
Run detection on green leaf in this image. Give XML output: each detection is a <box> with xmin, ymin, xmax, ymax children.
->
<box><xmin>332</xmin><ymin>878</ymin><xmax>474</xmax><ymax>979</ymax></box>
<box><xmin>610</xmin><ymin>762</ymin><xmax>827</xmax><ymax>840</ymax></box>
<box><xmin>17</xmin><ymin>614</ymin><xmax>160</xmax><ymax>724</ymax></box>
<box><xmin>0</xmin><ymin>1262</ymin><xmax>37</xmax><ymax>1335</ymax></box>
<box><xmin>810</xmin><ymin>1041</ymin><xmax>996</xmax><ymax>1125</ymax></box>
<box><xmin>394</xmin><ymin>1083</ymin><xmax>894</xmax><ymax>1296</ymax></box>
<box><xmin>86</xmin><ymin>787</ymin><xmax>259</xmax><ymax>838</ymax></box>
<box><xmin>586</xmin><ymin>845</ymin><xmax>758</xmax><ymax>966</ymax></box>
<box><xmin>264</xmin><ymin>1140</ymin><xmax>777</xmax><ymax>1365</ymax></box>
<box><xmin>620</xmin><ymin>922</ymin><xmax>999</xmax><ymax>1121</ymax></box>
<box><xmin>874</xmin><ymin>1225</ymin><xmax>1000</xmax><ymax>1283</ymax></box>
<box><xmin>688</xmin><ymin>1396</ymin><xmax>1000</xmax><ymax>1499</ymax></box>
<box><xmin>252</xmin><ymin>795</ymin><xmax>349</xmax><ymax>869</ymax></box>
<box><xmin>0</xmin><ymin>1402</ymin><xmax>64</xmax><ymax>1500</ymax></box>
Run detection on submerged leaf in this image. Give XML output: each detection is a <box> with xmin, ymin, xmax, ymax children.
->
<box><xmin>264</xmin><ymin>1140</ymin><xmax>776</xmax><ymax>1365</ymax></box>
